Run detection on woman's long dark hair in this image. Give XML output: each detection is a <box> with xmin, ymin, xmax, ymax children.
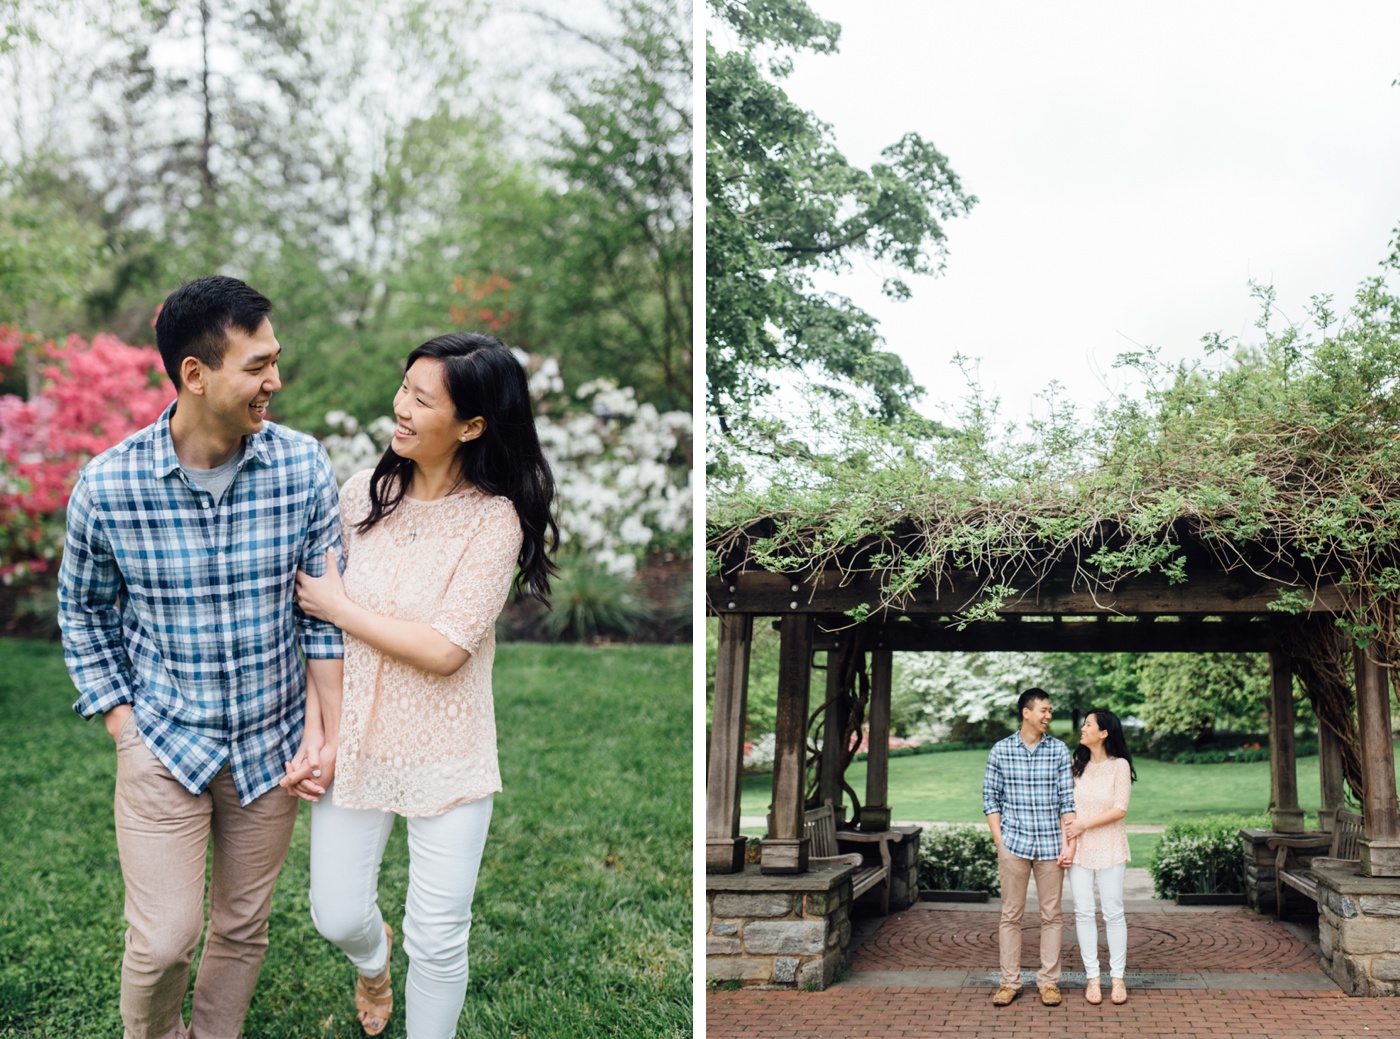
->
<box><xmin>357</xmin><ymin>333</ymin><xmax>559</xmax><ymax>604</ymax></box>
<box><xmin>1071</xmin><ymin>708</ymin><xmax>1138</xmax><ymax>782</ymax></box>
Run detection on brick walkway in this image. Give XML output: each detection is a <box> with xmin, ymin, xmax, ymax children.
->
<box><xmin>704</xmin><ymin>903</ymin><xmax>1400</xmax><ymax>1038</ymax></box>
<box><xmin>854</xmin><ymin>907</ymin><xmax>1320</xmax><ymax>973</ymax></box>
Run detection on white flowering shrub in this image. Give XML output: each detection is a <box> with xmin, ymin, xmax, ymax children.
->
<box><xmin>893</xmin><ymin>652</ymin><xmax>1051</xmax><ymax>741</ymax></box>
<box><xmin>318</xmin><ymin>353</ymin><xmax>692</xmax><ymax>579</ymax></box>
<box><xmin>743</xmin><ymin>732</ymin><xmax>776</xmax><ymax>771</ymax></box>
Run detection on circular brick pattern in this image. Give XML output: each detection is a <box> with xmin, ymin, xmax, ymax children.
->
<box><xmin>852</xmin><ymin>908</ymin><xmax>1321</xmax><ymax>973</ymax></box>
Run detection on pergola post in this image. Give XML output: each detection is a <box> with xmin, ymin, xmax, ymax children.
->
<box><xmin>1267</xmin><ymin>651</ymin><xmax>1305</xmax><ymax>833</ymax></box>
<box><xmin>862</xmin><ymin>647</ymin><xmax>893</xmax><ymax>832</ymax></box>
<box><xmin>817</xmin><ymin>640</ymin><xmax>849</xmax><ymax>823</ymax></box>
<box><xmin>706</xmin><ymin>613</ymin><xmax>752</xmax><ymax>873</ymax></box>
<box><xmin>1317</xmin><ymin>716</ymin><xmax>1346</xmax><ymax>834</ymax></box>
<box><xmin>761</xmin><ymin>613</ymin><xmax>813</xmax><ymax>874</ymax></box>
<box><xmin>1353</xmin><ymin>645</ymin><xmax>1400</xmax><ymax>876</ymax></box>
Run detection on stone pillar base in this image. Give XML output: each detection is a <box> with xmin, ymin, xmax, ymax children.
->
<box><xmin>1241</xmin><ymin>828</ymin><xmax>1285</xmax><ymax>916</ymax></box>
<box><xmin>760</xmin><ymin>836</ymin><xmax>810</xmax><ymax>874</ymax></box>
<box><xmin>1361</xmin><ymin>838</ymin><xmax>1400</xmax><ymax>878</ymax></box>
<box><xmin>1270</xmin><ymin>807</ymin><xmax>1307</xmax><ymax>834</ymax></box>
<box><xmin>707</xmin><ymin>864</ymin><xmax>855</xmax><ymax>990</ymax></box>
<box><xmin>707</xmin><ymin>837</ymin><xmax>748</xmax><ymax>874</ymax></box>
<box><xmin>1315</xmin><ymin>864</ymin><xmax>1400</xmax><ymax>995</ymax></box>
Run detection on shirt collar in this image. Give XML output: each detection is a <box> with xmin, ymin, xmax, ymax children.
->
<box><xmin>151</xmin><ymin>399</ymin><xmax>275</xmax><ymax>477</ymax></box>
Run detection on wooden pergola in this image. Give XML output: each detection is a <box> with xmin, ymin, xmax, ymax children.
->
<box><xmin>705</xmin><ymin>552</ymin><xmax>1400</xmax><ymax>880</ymax></box>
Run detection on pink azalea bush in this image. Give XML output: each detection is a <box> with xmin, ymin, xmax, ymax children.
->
<box><xmin>0</xmin><ymin>326</ymin><xmax>174</xmax><ymax>584</ymax></box>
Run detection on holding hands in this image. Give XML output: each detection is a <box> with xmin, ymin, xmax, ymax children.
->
<box><xmin>281</xmin><ymin>729</ymin><xmax>336</xmax><ymax>802</ymax></box>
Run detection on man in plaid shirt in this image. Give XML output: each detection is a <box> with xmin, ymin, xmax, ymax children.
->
<box><xmin>982</xmin><ymin>687</ymin><xmax>1076</xmax><ymax>1008</ymax></box>
<box><xmin>59</xmin><ymin>276</ymin><xmax>344</xmax><ymax>1039</ymax></box>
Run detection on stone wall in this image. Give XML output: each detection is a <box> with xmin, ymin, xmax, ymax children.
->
<box><xmin>706</xmin><ymin>864</ymin><xmax>854</xmax><ymax>990</ymax></box>
<box><xmin>1241</xmin><ymin>828</ymin><xmax>1280</xmax><ymax>915</ymax></box>
<box><xmin>1315</xmin><ymin>866</ymin><xmax>1400</xmax><ymax>996</ymax></box>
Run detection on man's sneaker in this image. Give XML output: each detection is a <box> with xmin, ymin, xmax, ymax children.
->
<box><xmin>1039</xmin><ymin>983</ymin><xmax>1062</xmax><ymax>1006</ymax></box>
<box><xmin>991</xmin><ymin>985</ymin><xmax>1019</xmax><ymax>1006</ymax></box>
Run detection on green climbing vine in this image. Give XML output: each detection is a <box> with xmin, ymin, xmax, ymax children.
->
<box><xmin>710</xmin><ymin>273</ymin><xmax>1400</xmax><ymax>663</ymax></box>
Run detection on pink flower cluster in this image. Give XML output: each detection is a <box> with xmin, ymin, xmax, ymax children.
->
<box><xmin>0</xmin><ymin>326</ymin><xmax>174</xmax><ymax>570</ymax></box>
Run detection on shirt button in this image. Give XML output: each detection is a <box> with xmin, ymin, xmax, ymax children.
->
<box><xmin>202</xmin><ymin>502</ymin><xmax>211</xmax><ymax>509</ymax></box>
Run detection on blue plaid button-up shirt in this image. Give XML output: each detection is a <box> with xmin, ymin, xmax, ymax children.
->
<box><xmin>59</xmin><ymin>403</ymin><xmax>343</xmax><ymax>805</ymax></box>
<box><xmin>982</xmin><ymin>731</ymin><xmax>1076</xmax><ymax>860</ymax></box>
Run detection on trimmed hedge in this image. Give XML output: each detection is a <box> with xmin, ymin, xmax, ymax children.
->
<box><xmin>1150</xmin><ymin>813</ymin><xmax>1269</xmax><ymax>898</ymax></box>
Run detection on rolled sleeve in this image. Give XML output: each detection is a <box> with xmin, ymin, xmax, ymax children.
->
<box><xmin>982</xmin><ymin>745</ymin><xmax>1004</xmax><ymax>817</ymax></box>
<box><xmin>59</xmin><ymin>474</ymin><xmax>139</xmax><ymax>718</ymax></box>
<box><xmin>295</xmin><ymin>446</ymin><xmax>344</xmax><ymax>660</ymax></box>
<box><xmin>1056</xmin><ymin>744</ymin><xmax>1077</xmax><ymax>816</ymax></box>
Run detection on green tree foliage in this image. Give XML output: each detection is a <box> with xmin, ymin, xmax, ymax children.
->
<box><xmin>705</xmin><ymin>0</ymin><xmax>975</xmax><ymax>431</ymax></box>
<box><xmin>533</xmin><ymin>0</ymin><xmax>693</xmax><ymax>409</ymax></box>
<box><xmin>1133</xmin><ymin>653</ymin><xmax>1269</xmax><ymax>742</ymax></box>
<box><xmin>0</xmin><ymin>0</ymin><xmax>690</xmax><ymax>428</ymax></box>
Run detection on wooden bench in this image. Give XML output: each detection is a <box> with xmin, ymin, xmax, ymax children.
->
<box><xmin>803</xmin><ymin>800</ymin><xmax>904</xmax><ymax>915</ymax></box>
<box><xmin>1268</xmin><ymin>809</ymin><xmax>1364</xmax><ymax>918</ymax></box>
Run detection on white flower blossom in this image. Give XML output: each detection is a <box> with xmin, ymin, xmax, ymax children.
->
<box><xmin>322</xmin><ymin>358</ymin><xmax>692</xmax><ymax>574</ymax></box>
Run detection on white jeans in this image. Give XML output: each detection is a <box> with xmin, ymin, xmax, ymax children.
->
<box><xmin>1068</xmin><ymin>861</ymin><xmax>1127</xmax><ymax>979</ymax></box>
<box><xmin>309</xmin><ymin>790</ymin><xmax>493</xmax><ymax>1039</ymax></box>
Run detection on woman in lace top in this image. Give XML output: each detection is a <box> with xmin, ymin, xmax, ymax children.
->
<box><xmin>1062</xmin><ymin>708</ymin><xmax>1136</xmax><ymax>1007</ymax></box>
<box><xmin>286</xmin><ymin>333</ymin><xmax>556</xmax><ymax>1038</ymax></box>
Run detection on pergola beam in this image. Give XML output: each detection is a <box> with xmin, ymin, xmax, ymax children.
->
<box><xmin>1354</xmin><ymin>646</ymin><xmax>1400</xmax><ymax>876</ymax></box>
<box><xmin>709</xmin><ymin>569</ymin><xmax>1343</xmax><ymax>618</ymax></box>
<box><xmin>850</xmin><ymin>619</ymin><xmax>1277</xmax><ymax>654</ymax></box>
<box><xmin>705</xmin><ymin>614</ymin><xmax>752</xmax><ymax>874</ymax></box>
<box><xmin>761</xmin><ymin>614</ymin><xmax>813</xmax><ymax>874</ymax></box>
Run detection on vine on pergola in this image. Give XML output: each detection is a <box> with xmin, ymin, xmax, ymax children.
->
<box><xmin>711</xmin><ymin>278</ymin><xmax>1400</xmax><ymax>792</ymax></box>
<box><xmin>711</xmin><ymin>283</ymin><xmax>1400</xmax><ymax>659</ymax></box>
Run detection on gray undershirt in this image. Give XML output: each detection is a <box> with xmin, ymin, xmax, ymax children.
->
<box><xmin>182</xmin><ymin>443</ymin><xmax>245</xmax><ymax>504</ymax></box>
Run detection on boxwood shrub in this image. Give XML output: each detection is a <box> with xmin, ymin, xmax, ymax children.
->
<box><xmin>918</xmin><ymin>824</ymin><xmax>1001</xmax><ymax>894</ymax></box>
<box><xmin>1150</xmin><ymin>814</ymin><xmax>1269</xmax><ymax>898</ymax></box>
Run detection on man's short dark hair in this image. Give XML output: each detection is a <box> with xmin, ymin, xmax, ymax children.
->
<box><xmin>154</xmin><ymin>276</ymin><xmax>272</xmax><ymax>389</ymax></box>
<box><xmin>1017</xmin><ymin>688</ymin><xmax>1050</xmax><ymax>714</ymax></box>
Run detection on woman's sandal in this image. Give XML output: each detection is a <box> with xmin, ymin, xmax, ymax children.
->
<box><xmin>356</xmin><ymin>922</ymin><xmax>394</xmax><ymax>1036</ymax></box>
<box><xmin>1085</xmin><ymin>977</ymin><xmax>1102</xmax><ymax>1004</ymax></box>
<box><xmin>1111</xmin><ymin>977</ymin><xmax>1128</xmax><ymax>1005</ymax></box>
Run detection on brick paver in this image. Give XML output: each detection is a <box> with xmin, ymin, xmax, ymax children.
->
<box><xmin>704</xmin><ymin>904</ymin><xmax>1400</xmax><ymax>1037</ymax></box>
<box><xmin>705</xmin><ymin>987</ymin><xmax>1400</xmax><ymax>1038</ymax></box>
<box><xmin>854</xmin><ymin>906</ymin><xmax>1320</xmax><ymax>973</ymax></box>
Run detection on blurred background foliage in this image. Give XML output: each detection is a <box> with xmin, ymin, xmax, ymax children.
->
<box><xmin>0</xmin><ymin>0</ymin><xmax>692</xmax><ymax>432</ymax></box>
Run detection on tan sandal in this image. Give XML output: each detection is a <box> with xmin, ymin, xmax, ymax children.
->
<box><xmin>1085</xmin><ymin>977</ymin><xmax>1102</xmax><ymax>1004</ymax></box>
<box><xmin>1111</xmin><ymin>977</ymin><xmax>1128</xmax><ymax>1005</ymax></box>
<box><xmin>355</xmin><ymin>922</ymin><xmax>394</xmax><ymax>1035</ymax></box>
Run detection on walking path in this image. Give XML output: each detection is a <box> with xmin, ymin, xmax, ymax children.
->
<box><xmin>704</xmin><ymin>871</ymin><xmax>1400</xmax><ymax>1038</ymax></box>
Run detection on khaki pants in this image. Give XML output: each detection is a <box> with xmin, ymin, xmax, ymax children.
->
<box><xmin>113</xmin><ymin>716</ymin><xmax>299</xmax><ymax>1039</ymax></box>
<box><xmin>996</xmin><ymin>846</ymin><xmax>1064</xmax><ymax>989</ymax></box>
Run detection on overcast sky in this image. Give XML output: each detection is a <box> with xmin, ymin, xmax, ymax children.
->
<box><xmin>777</xmin><ymin>1</ymin><xmax>1400</xmax><ymax>428</ymax></box>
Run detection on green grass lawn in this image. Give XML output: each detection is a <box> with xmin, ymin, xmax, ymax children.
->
<box><xmin>742</xmin><ymin>743</ymin><xmax>1396</xmax><ymax>866</ymax></box>
<box><xmin>0</xmin><ymin>639</ymin><xmax>690</xmax><ymax>1039</ymax></box>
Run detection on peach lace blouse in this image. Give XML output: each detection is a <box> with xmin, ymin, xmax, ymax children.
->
<box><xmin>1071</xmin><ymin>757</ymin><xmax>1133</xmax><ymax>870</ymax></box>
<box><xmin>331</xmin><ymin>469</ymin><xmax>523</xmax><ymax>817</ymax></box>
